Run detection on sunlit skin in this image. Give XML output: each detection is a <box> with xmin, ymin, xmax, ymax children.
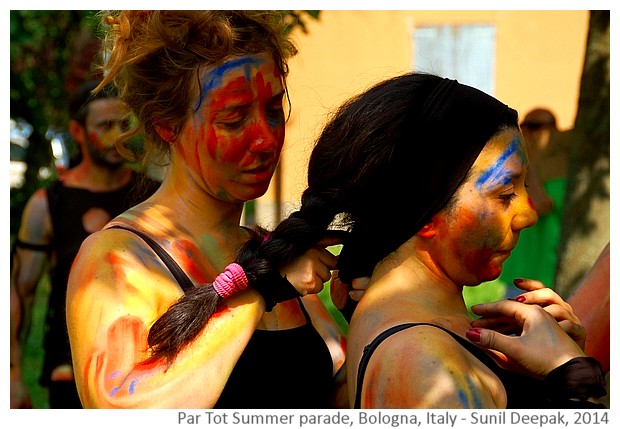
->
<box><xmin>10</xmin><ymin>96</ymin><xmax>135</xmax><ymax>408</ymax></box>
<box><xmin>566</xmin><ymin>243</ymin><xmax>610</xmax><ymax>373</ymax></box>
<box><xmin>66</xmin><ymin>53</ymin><xmax>346</xmax><ymax>408</ymax></box>
<box><xmin>347</xmin><ymin>129</ymin><xmax>539</xmax><ymax>408</ymax></box>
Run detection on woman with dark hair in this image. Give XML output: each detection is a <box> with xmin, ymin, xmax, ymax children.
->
<box><xmin>66</xmin><ymin>11</ymin><xmax>347</xmax><ymax>408</ymax></box>
<box><xmin>151</xmin><ymin>72</ymin><xmax>606</xmax><ymax>409</ymax></box>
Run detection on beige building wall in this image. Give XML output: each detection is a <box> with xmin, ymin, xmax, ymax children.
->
<box><xmin>251</xmin><ymin>10</ymin><xmax>590</xmax><ymax>228</ymax></box>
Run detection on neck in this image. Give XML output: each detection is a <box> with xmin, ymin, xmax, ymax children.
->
<box><xmin>139</xmin><ymin>161</ymin><xmax>246</xmax><ymax>239</ymax></box>
<box><xmin>115</xmin><ymin>173</ymin><xmax>248</xmax><ymax>282</ymax></box>
<box><xmin>360</xmin><ymin>243</ymin><xmax>471</xmax><ymax>328</ymax></box>
<box><xmin>61</xmin><ymin>160</ymin><xmax>133</xmax><ymax>191</ymax></box>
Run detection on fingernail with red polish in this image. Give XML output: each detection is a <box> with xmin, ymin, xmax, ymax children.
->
<box><xmin>513</xmin><ymin>278</ymin><xmax>524</xmax><ymax>285</ymax></box>
<box><xmin>516</xmin><ymin>295</ymin><xmax>526</xmax><ymax>302</ymax></box>
<box><xmin>466</xmin><ymin>328</ymin><xmax>481</xmax><ymax>342</ymax></box>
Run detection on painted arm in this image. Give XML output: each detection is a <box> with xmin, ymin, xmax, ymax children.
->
<box><xmin>567</xmin><ymin>242</ymin><xmax>610</xmax><ymax>373</ymax></box>
<box><xmin>66</xmin><ymin>229</ymin><xmax>266</xmax><ymax>408</ymax></box>
<box><xmin>301</xmin><ymin>294</ymin><xmax>348</xmax><ymax>407</ymax></box>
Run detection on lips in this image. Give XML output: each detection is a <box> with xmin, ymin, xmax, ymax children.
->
<box><xmin>494</xmin><ymin>248</ymin><xmax>513</xmax><ymax>264</ymax></box>
<box><xmin>242</xmin><ymin>164</ymin><xmax>274</xmax><ymax>183</ymax></box>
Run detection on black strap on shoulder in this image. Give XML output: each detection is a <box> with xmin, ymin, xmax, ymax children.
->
<box><xmin>108</xmin><ymin>225</ymin><xmax>195</xmax><ymax>292</ymax></box>
<box><xmin>13</xmin><ymin>238</ymin><xmax>51</xmax><ymax>252</ymax></box>
<box><xmin>354</xmin><ymin>322</ymin><xmax>463</xmax><ymax>408</ymax></box>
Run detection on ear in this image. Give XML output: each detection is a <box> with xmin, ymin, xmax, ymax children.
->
<box><xmin>154</xmin><ymin>123</ymin><xmax>176</xmax><ymax>143</ymax></box>
<box><xmin>68</xmin><ymin>120</ymin><xmax>85</xmax><ymax>143</ymax></box>
<box><xmin>417</xmin><ymin>221</ymin><xmax>436</xmax><ymax>239</ymax></box>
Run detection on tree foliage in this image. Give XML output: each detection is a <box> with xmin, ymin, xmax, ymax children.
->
<box><xmin>10</xmin><ymin>10</ymin><xmax>102</xmax><ymax>236</ymax></box>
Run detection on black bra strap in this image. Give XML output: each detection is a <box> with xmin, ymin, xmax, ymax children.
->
<box><xmin>354</xmin><ymin>322</ymin><xmax>471</xmax><ymax>408</ymax></box>
<box><xmin>108</xmin><ymin>225</ymin><xmax>195</xmax><ymax>292</ymax></box>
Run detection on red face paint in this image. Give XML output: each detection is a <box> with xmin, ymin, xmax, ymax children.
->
<box><xmin>179</xmin><ymin>53</ymin><xmax>286</xmax><ymax>203</ymax></box>
<box><xmin>430</xmin><ymin>129</ymin><xmax>536</xmax><ymax>286</ymax></box>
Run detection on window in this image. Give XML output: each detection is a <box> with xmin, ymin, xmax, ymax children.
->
<box><xmin>414</xmin><ymin>24</ymin><xmax>496</xmax><ymax>95</ymax></box>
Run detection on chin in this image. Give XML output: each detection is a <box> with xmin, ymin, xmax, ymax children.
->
<box><xmin>242</xmin><ymin>186</ymin><xmax>270</xmax><ymax>201</ymax></box>
<box><xmin>477</xmin><ymin>266</ymin><xmax>503</xmax><ymax>284</ymax></box>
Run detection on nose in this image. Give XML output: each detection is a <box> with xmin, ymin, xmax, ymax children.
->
<box><xmin>511</xmin><ymin>194</ymin><xmax>538</xmax><ymax>232</ymax></box>
<box><xmin>105</xmin><ymin>123</ymin><xmax>124</xmax><ymax>143</ymax></box>
<box><xmin>249</xmin><ymin>123</ymin><xmax>280</xmax><ymax>154</ymax></box>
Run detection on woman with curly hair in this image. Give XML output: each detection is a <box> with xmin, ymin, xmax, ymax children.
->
<box><xmin>67</xmin><ymin>11</ymin><xmax>347</xmax><ymax>409</ymax></box>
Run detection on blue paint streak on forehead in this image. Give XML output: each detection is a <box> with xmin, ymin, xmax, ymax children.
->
<box><xmin>193</xmin><ymin>56</ymin><xmax>267</xmax><ymax>111</ymax></box>
<box><xmin>474</xmin><ymin>138</ymin><xmax>519</xmax><ymax>190</ymax></box>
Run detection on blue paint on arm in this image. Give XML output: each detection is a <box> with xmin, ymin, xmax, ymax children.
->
<box><xmin>129</xmin><ymin>379</ymin><xmax>138</xmax><ymax>395</ymax></box>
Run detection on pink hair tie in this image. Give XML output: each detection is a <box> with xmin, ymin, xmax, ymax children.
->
<box><xmin>213</xmin><ymin>263</ymin><xmax>248</xmax><ymax>299</ymax></box>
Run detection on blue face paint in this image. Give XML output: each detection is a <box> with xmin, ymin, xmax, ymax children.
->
<box><xmin>193</xmin><ymin>56</ymin><xmax>266</xmax><ymax>111</ymax></box>
<box><xmin>474</xmin><ymin>137</ymin><xmax>523</xmax><ymax>191</ymax></box>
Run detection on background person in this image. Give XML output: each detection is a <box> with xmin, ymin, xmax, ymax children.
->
<box><xmin>499</xmin><ymin>108</ymin><xmax>569</xmax><ymax>295</ymax></box>
<box><xmin>10</xmin><ymin>80</ymin><xmax>159</xmax><ymax>408</ymax></box>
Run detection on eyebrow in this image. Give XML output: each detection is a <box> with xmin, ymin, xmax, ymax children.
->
<box><xmin>210</xmin><ymin>90</ymin><xmax>286</xmax><ymax>115</ymax></box>
<box><xmin>474</xmin><ymin>138</ymin><xmax>519</xmax><ymax>190</ymax></box>
<box><xmin>194</xmin><ymin>56</ymin><xmax>267</xmax><ymax>111</ymax></box>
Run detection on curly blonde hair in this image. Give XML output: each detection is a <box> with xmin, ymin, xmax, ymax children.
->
<box><xmin>96</xmin><ymin>10</ymin><xmax>298</xmax><ymax>163</ymax></box>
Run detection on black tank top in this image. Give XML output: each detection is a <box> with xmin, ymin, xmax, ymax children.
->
<box><xmin>354</xmin><ymin>322</ymin><xmax>550</xmax><ymax>409</ymax></box>
<box><xmin>110</xmin><ymin>225</ymin><xmax>335</xmax><ymax>408</ymax></box>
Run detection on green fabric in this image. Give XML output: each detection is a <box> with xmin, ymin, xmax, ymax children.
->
<box><xmin>499</xmin><ymin>177</ymin><xmax>567</xmax><ymax>294</ymax></box>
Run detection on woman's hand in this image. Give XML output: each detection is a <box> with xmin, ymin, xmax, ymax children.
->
<box><xmin>467</xmin><ymin>298</ymin><xmax>585</xmax><ymax>378</ymax></box>
<box><xmin>330</xmin><ymin>272</ymin><xmax>370</xmax><ymax>309</ymax></box>
<box><xmin>280</xmin><ymin>236</ymin><xmax>340</xmax><ymax>296</ymax></box>
<box><xmin>471</xmin><ymin>277</ymin><xmax>586</xmax><ymax>349</ymax></box>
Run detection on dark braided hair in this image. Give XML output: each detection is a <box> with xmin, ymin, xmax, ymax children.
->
<box><xmin>147</xmin><ymin>72</ymin><xmax>518</xmax><ymax>365</ymax></box>
<box><xmin>147</xmin><ymin>202</ymin><xmax>339</xmax><ymax>365</ymax></box>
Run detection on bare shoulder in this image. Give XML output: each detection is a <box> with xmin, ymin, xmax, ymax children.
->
<box><xmin>359</xmin><ymin>324</ymin><xmax>506</xmax><ymax>408</ymax></box>
<box><xmin>18</xmin><ymin>187</ymin><xmax>52</xmax><ymax>242</ymax></box>
<box><xmin>69</xmin><ymin>226</ymin><xmax>184</xmax><ymax>311</ymax></box>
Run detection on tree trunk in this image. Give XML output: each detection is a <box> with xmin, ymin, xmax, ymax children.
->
<box><xmin>554</xmin><ymin>10</ymin><xmax>610</xmax><ymax>298</ymax></box>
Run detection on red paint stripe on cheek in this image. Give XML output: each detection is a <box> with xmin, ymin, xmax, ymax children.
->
<box><xmin>464</xmin><ymin>248</ymin><xmax>491</xmax><ymax>274</ymax></box>
<box><xmin>207</xmin><ymin>125</ymin><xmax>219</xmax><ymax>159</ymax></box>
<box><xmin>465</xmin><ymin>248</ymin><xmax>502</xmax><ymax>280</ymax></box>
<box><xmin>88</xmin><ymin>132</ymin><xmax>104</xmax><ymax>149</ymax></box>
